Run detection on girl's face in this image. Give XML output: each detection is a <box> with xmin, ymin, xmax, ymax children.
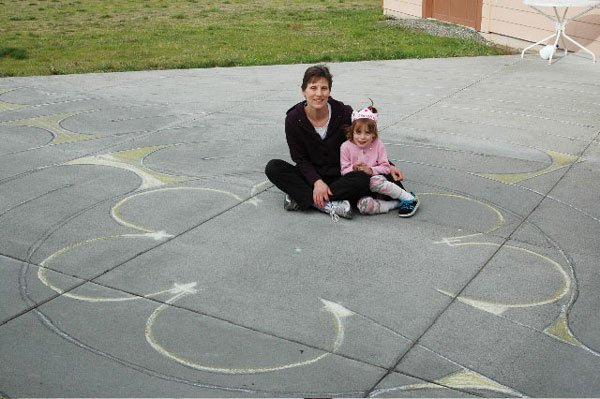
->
<box><xmin>302</xmin><ymin>77</ymin><xmax>330</xmax><ymax>111</ymax></box>
<box><xmin>352</xmin><ymin>123</ymin><xmax>375</xmax><ymax>148</ymax></box>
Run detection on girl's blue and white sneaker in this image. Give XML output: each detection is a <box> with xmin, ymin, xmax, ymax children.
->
<box><xmin>398</xmin><ymin>194</ymin><xmax>419</xmax><ymax>218</ymax></box>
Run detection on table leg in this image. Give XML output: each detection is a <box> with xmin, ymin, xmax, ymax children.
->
<box><xmin>562</xmin><ymin>32</ymin><xmax>597</xmax><ymax>62</ymax></box>
<box><xmin>521</xmin><ymin>32</ymin><xmax>558</xmax><ymax>59</ymax></box>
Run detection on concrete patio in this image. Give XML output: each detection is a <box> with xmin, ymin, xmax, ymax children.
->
<box><xmin>1</xmin><ymin>53</ymin><xmax>599</xmax><ymax>397</ymax></box>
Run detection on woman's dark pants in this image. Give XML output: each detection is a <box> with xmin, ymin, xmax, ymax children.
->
<box><xmin>264</xmin><ymin>159</ymin><xmax>372</xmax><ymax>210</ymax></box>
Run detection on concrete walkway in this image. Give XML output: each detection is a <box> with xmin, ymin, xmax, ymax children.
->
<box><xmin>1</xmin><ymin>53</ymin><xmax>599</xmax><ymax>398</ymax></box>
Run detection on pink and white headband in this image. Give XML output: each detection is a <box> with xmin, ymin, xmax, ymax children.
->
<box><xmin>351</xmin><ymin>100</ymin><xmax>378</xmax><ymax>123</ymax></box>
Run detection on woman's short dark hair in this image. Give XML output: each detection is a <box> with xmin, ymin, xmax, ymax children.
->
<box><xmin>301</xmin><ymin>64</ymin><xmax>333</xmax><ymax>91</ymax></box>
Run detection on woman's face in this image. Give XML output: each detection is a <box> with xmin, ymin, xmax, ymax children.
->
<box><xmin>302</xmin><ymin>77</ymin><xmax>330</xmax><ymax>111</ymax></box>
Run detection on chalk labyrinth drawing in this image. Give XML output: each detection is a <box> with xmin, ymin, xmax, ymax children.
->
<box><xmin>2</xmin><ymin>105</ymin><xmax>596</xmax><ymax>396</ymax></box>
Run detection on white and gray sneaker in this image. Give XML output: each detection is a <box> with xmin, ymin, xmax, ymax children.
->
<box><xmin>323</xmin><ymin>200</ymin><xmax>353</xmax><ymax>221</ymax></box>
<box><xmin>283</xmin><ymin>194</ymin><xmax>300</xmax><ymax>211</ymax></box>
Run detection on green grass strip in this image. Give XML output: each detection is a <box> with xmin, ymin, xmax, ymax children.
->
<box><xmin>0</xmin><ymin>0</ymin><xmax>510</xmax><ymax>77</ymax></box>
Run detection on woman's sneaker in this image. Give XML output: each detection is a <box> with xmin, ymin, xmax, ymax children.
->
<box><xmin>398</xmin><ymin>195</ymin><xmax>419</xmax><ymax>218</ymax></box>
<box><xmin>323</xmin><ymin>200</ymin><xmax>353</xmax><ymax>221</ymax></box>
<box><xmin>284</xmin><ymin>194</ymin><xmax>300</xmax><ymax>211</ymax></box>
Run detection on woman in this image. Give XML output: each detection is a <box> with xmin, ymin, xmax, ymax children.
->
<box><xmin>264</xmin><ymin>64</ymin><xmax>404</xmax><ymax>220</ymax></box>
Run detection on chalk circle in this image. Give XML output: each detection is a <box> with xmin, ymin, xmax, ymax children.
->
<box><xmin>143</xmin><ymin>141</ymin><xmax>245</xmax><ymax>177</ymax></box>
<box><xmin>39</xmin><ymin>235</ymin><xmax>165</xmax><ymax>301</ymax></box>
<box><xmin>447</xmin><ymin>243</ymin><xmax>570</xmax><ymax>311</ymax></box>
<box><xmin>145</xmin><ymin>295</ymin><xmax>346</xmax><ymax>374</ymax></box>
<box><xmin>418</xmin><ymin>193</ymin><xmax>505</xmax><ymax>237</ymax></box>
<box><xmin>112</xmin><ymin>187</ymin><xmax>245</xmax><ymax>234</ymax></box>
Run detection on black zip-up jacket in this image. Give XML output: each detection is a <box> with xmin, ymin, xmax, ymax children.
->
<box><xmin>285</xmin><ymin>97</ymin><xmax>353</xmax><ymax>186</ymax></box>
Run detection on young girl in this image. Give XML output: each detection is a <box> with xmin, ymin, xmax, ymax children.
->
<box><xmin>340</xmin><ymin>102</ymin><xmax>419</xmax><ymax>217</ymax></box>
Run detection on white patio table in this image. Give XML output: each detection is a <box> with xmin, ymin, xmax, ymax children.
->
<box><xmin>521</xmin><ymin>0</ymin><xmax>600</xmax><ymax>63</ymax></box>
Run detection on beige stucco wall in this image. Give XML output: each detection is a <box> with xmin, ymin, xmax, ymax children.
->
<box><xmin>382</xmin><ymin>0</ymin><xmax>423</xmax><ymax>19</ymax></box>
<box><xmin>382</xmin><ymin>0</ymin><xmax>600</xmax><ymax>54</ymax></box>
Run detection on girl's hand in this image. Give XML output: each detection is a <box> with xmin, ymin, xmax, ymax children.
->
<box><xmin>353</xmin><ymin>163</ymin><xmax>372</xmax><ymax>175</ymax></box>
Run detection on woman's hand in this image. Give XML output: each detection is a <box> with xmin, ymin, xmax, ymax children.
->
<box><xmin>389</xmin><ymin>165</ymin><xmax>404</xmax><ymax>181</ymax></box>
<box><xmin>313</xmin><ymin>179</ymin><xmax>332</xmax><ymax>209</ymax></box>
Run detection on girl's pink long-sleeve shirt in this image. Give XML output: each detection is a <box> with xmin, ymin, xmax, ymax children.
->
<box><xmin>340</xmin><ymin>138</ymin><xmax>391</xmax><ymax>176</ymax></box>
